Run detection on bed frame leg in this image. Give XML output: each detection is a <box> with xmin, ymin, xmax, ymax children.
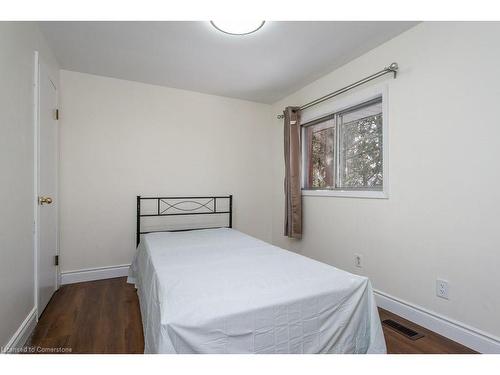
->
<box><xmin>229</xmin><ymin>195</ymin><xmax>233</xmax><ymax>228</ymax></box>
<box><xmin>136</xmin><ymin>195</ymin><xmax>141</xmax><ymax>247</ymax></box>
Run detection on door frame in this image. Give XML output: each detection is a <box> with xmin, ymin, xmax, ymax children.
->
<box><xmin>33</xmin><ymin>50</ymin><xmax>60</xmax><ymax>320</ymax></box>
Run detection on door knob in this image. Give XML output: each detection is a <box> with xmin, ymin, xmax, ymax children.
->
<box><xmin>39</xmin><ymin>196</ymin><xmax>53</xmax><ymax>205</ymax></box>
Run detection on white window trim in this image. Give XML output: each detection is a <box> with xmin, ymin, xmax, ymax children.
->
<box><xmin>301</xmin><ymin>84</ymin><xmax>389</xmax><ymax>199</ymax></box>
<box><xmin>301</xmin><ymin>189</ymin><xmax>387</xmax><ymax>199</ymax></box>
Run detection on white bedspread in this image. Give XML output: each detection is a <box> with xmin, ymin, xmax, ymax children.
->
<box><xmin>128</xmin><ymin>228</ymin><xmax>386</xmax><ymax>354</ymax></box>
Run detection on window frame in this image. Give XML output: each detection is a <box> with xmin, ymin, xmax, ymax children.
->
<box><xmin>301</xmin><ymin>85</ymin><xmax>389</xmax><ymax>199</ymax></box>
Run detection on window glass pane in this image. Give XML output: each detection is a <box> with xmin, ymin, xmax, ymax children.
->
<box><xmin>339</xmin><ymin>100</ymin><xmax>383</xmax><ymax>189</ymax></box>
<box><xmin>305</xmin><ymin>119</ymin><xmax>335</xmax><ymax>189</ymax></box>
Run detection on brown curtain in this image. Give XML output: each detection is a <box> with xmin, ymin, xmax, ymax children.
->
<box><xmin>283</xmin><ymin>106</ymin><xmax>302</xmax><ymax>239</ymax></box>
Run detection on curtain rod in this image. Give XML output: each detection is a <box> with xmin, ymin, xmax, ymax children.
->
<box><xmin>277</xmin><ymin>62</ymin><xmax>398</xmax><ymax>119</ymax></box>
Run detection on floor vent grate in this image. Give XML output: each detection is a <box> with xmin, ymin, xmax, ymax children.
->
<box><xmin>382</xmin><ymin>319</ymin><xmax>424</xmax><ymax>340</ymax></box>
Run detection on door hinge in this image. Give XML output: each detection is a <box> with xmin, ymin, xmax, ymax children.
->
<box><xmin>54</xmin><ymin>255</ymin><xmax>59</xmax><ymax>266</ymax></box>
<box><xmin>54</xmin><ymin>109</ymin><xmax>59</xmax><ymax>120</ymax></box>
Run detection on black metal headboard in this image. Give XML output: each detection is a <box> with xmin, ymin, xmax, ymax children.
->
<box><xmin>136</xmin><ymin>195</ymin><xmax>232</xmax><ymax>246</ymax></box>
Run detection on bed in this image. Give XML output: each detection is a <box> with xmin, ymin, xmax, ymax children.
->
<box><xmin>128</xmin><ymin>195</ymin><xmax>386</xmax><ymax>354</ymax></box>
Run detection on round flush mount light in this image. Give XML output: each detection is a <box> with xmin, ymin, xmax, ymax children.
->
<box><xmin>210</xmin><ymin>21</ymin><xmax>265</xmax><ymax>36</ymax></box>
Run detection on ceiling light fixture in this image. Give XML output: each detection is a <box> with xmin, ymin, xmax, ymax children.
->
<box><xmin>210</xmin><ymin>21</ymin><xmax>265</xmax><ymax>36</ymax></box>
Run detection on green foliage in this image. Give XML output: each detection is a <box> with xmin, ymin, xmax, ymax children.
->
<box><xmin>341</xmin><ymin>114</ymin><xmax>383</xmax><ymax>187</ymax></box>
<box><xmin>309</xmin><ymin>113</ymin><xmax>382</xmax><ymax>189</ymax></box>
<box><xmin>311</xmin><ymin>127</ymin><xmax>334</xmax><ymax>188</ymax></box>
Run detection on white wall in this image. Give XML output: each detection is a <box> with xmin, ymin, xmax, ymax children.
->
<box><xmin>270</xmin><ymin>22</ymin><xmax>500</xmax><ymax>340</ymax></box>
<box><xmin>6</xmin><ymin>20</ymin><xmax>498</xmax><ymax>351</ymax></box>
<box><xmin>0</xmin><ymin>22</ymin><xmax>59</xmax><ymax>348</ymax></box>
<box><xmin>59</xmin><ymin>71</ymin><xmax>272</xmax><ymax>272</ymax></box>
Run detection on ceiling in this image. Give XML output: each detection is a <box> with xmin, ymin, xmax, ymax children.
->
<box><xmin>39</xmin><ymin>21</ymin><xmax>417</xmax><ymax>103</ymax></box>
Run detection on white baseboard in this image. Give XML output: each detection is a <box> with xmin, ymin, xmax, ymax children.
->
<box><xmin>374</xmin><ymin>289</ymin><xmax>500</xmax><ymax>354</ymax></box>
<box><xmin>60</xmin><ymin>264</ymin><xmax>130</xmax><ymax>285</ymax></box>
<box><xmin>2</xmin><ymin>307</ymin><xmax>37</xmax><ymax>354</ymax></box>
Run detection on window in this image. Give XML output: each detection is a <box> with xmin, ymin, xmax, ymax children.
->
<box><xmin>302</xmin><ymin>95</ymin><xmax>386</xmax><ymax>198</ymax></box>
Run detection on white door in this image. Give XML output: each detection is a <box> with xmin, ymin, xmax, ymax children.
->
<box><xmin>36</xmin><ymin>57</ymin><xmax>58</xmax><ymax>317</ymax></box>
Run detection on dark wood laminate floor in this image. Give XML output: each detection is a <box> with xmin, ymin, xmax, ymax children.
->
<box><xmin>379</xmin><ymin>308</ymin><xmax>475</xmax><ymax>354</ymax></box>
<box><xmin>25</xmin><ymin>277</ymin><xmax>476</xmax><ymax>354</ymax></box>
<box><xmin>26</xmin><ymin>277</ymin><xmax>143</xmax><ymax>353</ymax></box>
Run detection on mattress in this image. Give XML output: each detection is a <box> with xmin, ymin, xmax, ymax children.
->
<box><xmin>128</xmin><ymin>228</ymin><xmax>386</xmax><ymax>354</ymax></box>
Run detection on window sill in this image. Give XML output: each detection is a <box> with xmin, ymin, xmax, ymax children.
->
<box><xmin>301</xmin><ymin>189</ymin><xmax>388</xmax><ymax>199</ymax></box>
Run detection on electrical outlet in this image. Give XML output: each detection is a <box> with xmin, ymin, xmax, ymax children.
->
<box><xmin>354</xmin><ymin>253</ymin><xmax>363</xmax><ymax>268</ymax></box>
<box><xmin>436</xmin><ymin>279</ymin><xmax>449</xmax><ymax>300</ymax></box>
